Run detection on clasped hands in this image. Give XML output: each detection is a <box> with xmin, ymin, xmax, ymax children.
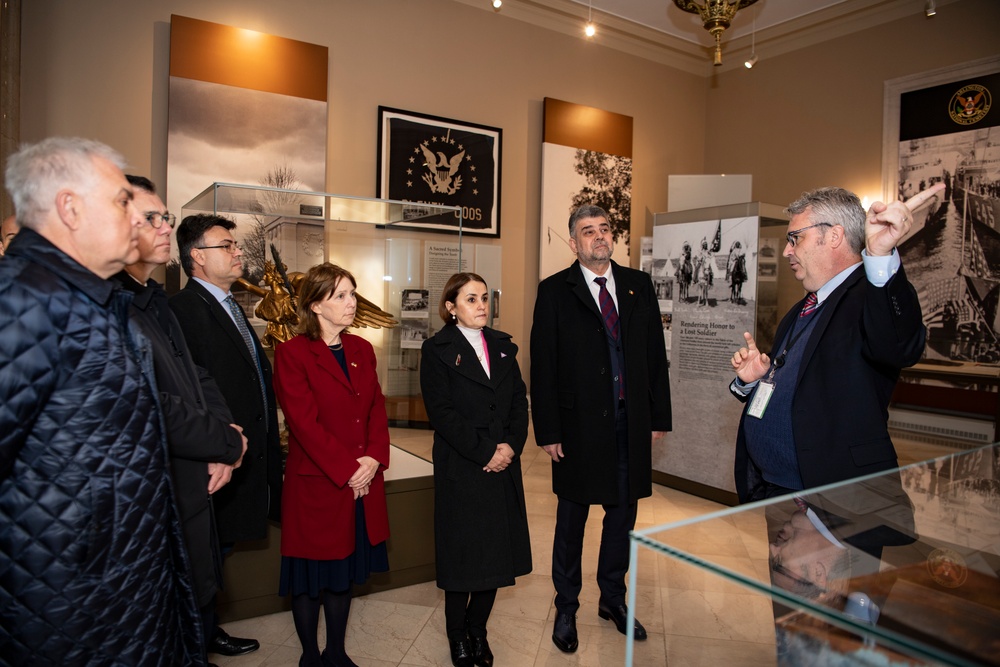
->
<box><xmin>484</xmin><ymin>443</ymin><xmax>515</xmax><ymax>473</ymax></box>
<box><xmin>349</xmin><ymin>455</ymin><xmax>379</xmax><ymax>500</ymax></box>
<box><xmin>207</xmin><ymin>423</ymin><xmax>248</xmax><ymax>495</ymax></box>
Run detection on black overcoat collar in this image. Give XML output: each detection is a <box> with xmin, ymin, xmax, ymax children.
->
<box><xmin>429</xmin><ymin>324</ymin><xmax>516</xmax><ymax>389</ymax></box>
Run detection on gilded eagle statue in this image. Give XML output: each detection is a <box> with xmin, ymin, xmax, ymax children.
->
<box><xmin>238</xmin><ymin>247</ymin><xmax>398</xmax><ymax>348</ymax></box>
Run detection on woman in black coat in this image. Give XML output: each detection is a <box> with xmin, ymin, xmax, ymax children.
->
<box><xmin>420</xmin><ymin>273</ymin><xmax>532</xmax><ymax>667</ymax></box>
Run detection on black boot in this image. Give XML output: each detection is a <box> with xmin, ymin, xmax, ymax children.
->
<box><xmin>449</xmin><ymin>634</ymin><xmax>475</xmax><ymax>667</ymax></box>
<box><xmin>469</xmin><ymin>633</ymin><xmax>494</xmax><ymax>667</ymax></box>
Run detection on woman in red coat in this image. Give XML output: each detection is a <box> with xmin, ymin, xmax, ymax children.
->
<box><xmin>273</xmin><ymin>263</ymin><xmax>390</xmax><ymax>667</ymax></box>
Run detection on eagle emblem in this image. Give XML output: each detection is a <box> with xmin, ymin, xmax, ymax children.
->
<box><xmin>949</xmin><ymin>84</ymin><xmax>991</xmax><ymax>126</ymax></box>
<box><xmin>420</xmin><ymin>144</ymin><xmax>465</xmax><ymax>195</ymax></box>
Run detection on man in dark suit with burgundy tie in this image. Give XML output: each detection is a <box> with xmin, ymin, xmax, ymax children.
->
<box><xmin>169</xmin><ymin>214</ymin><xmax>283</xmax><ymax>658</ymax></box>
<box><xmin>729</xmin><ymin>185</ymin><xmax>943</xmax><ymax>503</ymax></box>
<box><xmin>530</xmin><ymin>205</ymin><xmax>671</xmax><ymax>653</ymax></box>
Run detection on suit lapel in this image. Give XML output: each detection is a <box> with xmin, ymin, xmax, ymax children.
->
<box><xmin>309</xmin><ymin>336</ymin><xmax>355</xmax><ymax>391</ymax></box>
<box><xmin>188</xmin><ymin>280</ymin><xmax>257</xmax><ymax>369</ymax></box>
<box><xmin>438</xmin><ymin>326</ymin><xmax>493</xmax><ymax>388</ymax></box>
<box><xmin>567</xmin><ymin>261</ymin><xmax>602</xmax><ymax>320</ymax></box>
<box><xmin>798</xmin><ymin>265</ymin><xmax>865</xmax><ymax>377</ymax></box>
<box><xmin>484</xmin><ymin>328</ymin><xmax>515</xmax><ymax>388</ymax></box>
<box><xmin>612</xmin><ymin>261</ymin><xmax>638</xmax><ymax>332</ymax></box>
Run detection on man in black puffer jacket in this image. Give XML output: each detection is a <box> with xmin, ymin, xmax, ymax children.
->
<box><xmin>0</xmin><ymin>138</ymin><xmax>202</xmax><ymax>665</ymax></box>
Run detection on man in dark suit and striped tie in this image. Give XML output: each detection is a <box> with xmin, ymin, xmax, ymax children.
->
<box><xmin>169</xmin><ymin>214</ymin><xmax>284</xmax><ymax>658</ymax></box>
<box><xmin>729</xmin><ymin>184</ymin><xmax>943</xmax><ymax>503</ymax></box>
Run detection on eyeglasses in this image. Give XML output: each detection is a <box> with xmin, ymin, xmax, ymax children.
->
<box><xmin>144</xmin><ymin>212</ymin><xmax>177</xmax><ymax>229</ymax></box>
<box><xmin>195</xmin><ymin>240</ymin><xmax>242</xmax><ymax>254</ymax></box>
<box><xmin>770</xmin><ymin>559</ymin><xmax>828</xmax><ymax>600</ymax></box>
<box><xmin>786</xmin><ymin>222</ymin><xmax>832</xmax><ymax>247</ymax></box>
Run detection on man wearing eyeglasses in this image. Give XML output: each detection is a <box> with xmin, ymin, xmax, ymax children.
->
<box><xmin>169</xmin><ymin>213</ymin><xmax>283</xmax><ymax>658</ymax></box>
<box><xmin>113</xmin><ymin>177</ymin><xmax>249</xmax><ymax>664</ymax></box>
<box><xmin>728</xmin><ymin>184</ymin><xmax>943</xmax><ymax>503</ymax></box>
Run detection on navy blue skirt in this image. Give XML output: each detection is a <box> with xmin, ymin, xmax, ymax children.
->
<box><xmin>279</xmin><ymin>499</ymin><xmax>389</xmax><ymax>598</ymax></box>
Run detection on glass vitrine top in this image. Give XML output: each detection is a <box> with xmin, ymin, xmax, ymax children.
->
<box><xmin>632</xmin><ymin>442</ymin><xmax>1000</xmax><ymax>666</ymax></box>
<box><xmin>182</xmin><ymin>182</ymin><xmax>463</xmax><ymax>228</ymax></box>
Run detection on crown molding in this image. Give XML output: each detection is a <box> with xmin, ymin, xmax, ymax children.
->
<box><xmin>454</xmin><ymin>0</ymin><xmax>962</xmax><ymax>76</ymax></box>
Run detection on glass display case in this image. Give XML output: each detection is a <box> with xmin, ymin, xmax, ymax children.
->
<box><xmin>182</xmin><ymin>182</ymin><xmax>466</xmax><ymax>425</ymax></box>
<box><xmin>628</xmin><ymin>443</ymin><xmax>1000</xmax><ymax>666</ymax></box>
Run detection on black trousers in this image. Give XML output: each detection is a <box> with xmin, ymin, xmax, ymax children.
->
<box><xmin>552</xmin><ymin>404</ymin><xmax>636</xmax><ymax>614</ymax></box>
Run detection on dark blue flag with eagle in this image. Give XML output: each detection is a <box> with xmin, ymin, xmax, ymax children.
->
<box><xmin>380</xmin><ymin>108</ymin><xmax>501</xmax><ymax>235</ymax></box>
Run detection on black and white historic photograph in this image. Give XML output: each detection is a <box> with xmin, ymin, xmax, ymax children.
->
<box><xmin>895</xmin><ymin>70</ymin><xmax>1000</xmax><ymax>366</ymax></box>
<box><xmin>400</xmin><ymin>288</ymin><xmax>430</xmax><ymax>316</ymax></box>
<box><xmin>539</xmin><ymin>142</ymin><xmax>632</xmax><ymax>280</ymax></box>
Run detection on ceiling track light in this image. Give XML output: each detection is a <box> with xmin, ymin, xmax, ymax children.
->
<box><xmin>744</xmin><ymin>6</ymin><xmax>757</xmax><ymax>68</ymax></box>
<box><xmin>492</xmin><ymin>0</ymin><xmax>502</xmax><ymax>10</ymax></box>
<box><xmin>585</xmin><ymin>0</ymin><xmax>596</xmax><ymax>38</ymax></box>
<box><xmin>925</xmin><ymin>0</ymin><xmax>936</xmax><ymax>17</ymax></box>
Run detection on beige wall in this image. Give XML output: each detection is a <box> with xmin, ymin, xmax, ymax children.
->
<box><xmin>19</xmin><ymin>0</ymin><xmax>706</xmax><ymax>376</ymax></box>
<box><xmin>704</xmin><ymin>0</ymin><xmax>1000</xmax><ymax>209</ymax></box>
<box><xmin>18</xmin><ymin>0</ymin><xmax>1000</xmax><ymax>385</ymax></box>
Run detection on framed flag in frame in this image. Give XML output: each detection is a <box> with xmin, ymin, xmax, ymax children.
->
<box><xmin>378</xmin><ymin>106</ymin><xmax>502</xmax><ymax>237</ymax></box>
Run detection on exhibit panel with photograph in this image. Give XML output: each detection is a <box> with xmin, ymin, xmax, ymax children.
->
<box><xmin>652</xmin><ymin>216</ymin><xmax>760</xmax><ymax>495</ymax></box>
<box><xmin>166</xmin><ymin>15</ymin><xmax>328</xmax><ymax>328</ymax></box>
<box><xmin>539</xmin><ymin>98</ymin><xmax>633</xmax><ymax>280</ymax></box>
<box><xmin>892</xmin><ymin>65</ymin><xmax>1000</xmax><ymax>368</ymax></box>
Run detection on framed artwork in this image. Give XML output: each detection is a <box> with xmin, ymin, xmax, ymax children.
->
<box><xmin>378</xmin><ymin>107</ymin><xmax>502</xmax><ymax>237</ymax></box>
<box><xmin>881</xmin><ymin>55</ymin><xmax>1000</xmax><ymax>369</ymax></box>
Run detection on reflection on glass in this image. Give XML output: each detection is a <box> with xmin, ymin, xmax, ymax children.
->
<box><xmin>631</xmin><ymin>443</ymin><xmax>1000</xmax><ymax>667</ymax></box>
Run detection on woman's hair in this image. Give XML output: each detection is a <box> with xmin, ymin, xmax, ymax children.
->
<box><xmin>296</xmin><ymin>263</ymin><xmax>357</xmax><ymax>340</ymax></box>
<box><xmin>438</xmin><ymin>272</ymin><xmax>488</xmax><ymax>326</ymax></box>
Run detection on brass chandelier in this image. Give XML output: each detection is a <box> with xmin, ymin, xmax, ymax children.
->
<box><xmin>673</xmin><ymin>0</ymin><xmax>759</xmax><ymax>66</ymax></box>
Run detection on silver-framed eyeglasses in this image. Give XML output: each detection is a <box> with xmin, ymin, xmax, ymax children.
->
<box><xmin>786</xmin><ymin>222</ymin><xmax>832</xmax><ymax>247</ymax></box>
<box><xmin>195</xmin><ymin>240</ymin><xmax>242</xmax><ymax>254</ymax></box>
<box><xmin>144</xmin><ymin>212</ymin><xmax>177</xmax><ymax>229</ymax></box>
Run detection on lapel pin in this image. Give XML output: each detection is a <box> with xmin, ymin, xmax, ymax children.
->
<box><xmin>351</xmin><ymin>362</ymin><xmax>358</xmax><ymax>368</ymax></box>
<box><xmin>455</xmin><ymin>354</ymin><xmax>462</xmax><ymax>366</ymax></box>
<box><xmin>629</xmin><ymin>290</ymin><xmax>634</xmax><ymax>295</ymax></box>
<box><xmin>501</xmin><ymin>352</ymin><xmax>507</xmax><ymax>359</ymax></box>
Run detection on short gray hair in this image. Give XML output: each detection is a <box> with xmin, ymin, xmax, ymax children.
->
<box><xmin>4</xmin><ymin>137</ymin><xmax>127</xmax><ymax>230</ymax></box>
<box><xmin>786</xmin><ymin>187</ymin><xmax>865</xmax><ymax>254</ymax></box>
<box><xmin>568</xmin><ymin>205</ymin><xmax>609</xmax><ymax>236</ymax></box>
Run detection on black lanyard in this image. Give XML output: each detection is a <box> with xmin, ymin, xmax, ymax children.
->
<box><xmin>767</xmin><ymin>302</ymin><xmax>820</xmax><ymax>379</ymax></box>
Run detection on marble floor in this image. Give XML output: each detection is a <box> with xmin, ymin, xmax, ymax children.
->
<box><xmin>212</xmin><ymin>428</ymin><xmax>963</xmax><ymax>667</ymax></box>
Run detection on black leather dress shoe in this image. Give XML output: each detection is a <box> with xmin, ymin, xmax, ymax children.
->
<box><xmin>597</xmin><ymin>601</ymin><xmax>647</xmax><ymax>640</ymax></box>
<box><xmin>209</xmin><ymin>627</ymin><xmax>260</xmax><ymax>656</ymax></box>
<box><xmin>552</xmin><ymin>611</ymin><xmax>579</xmax><ymax>653</ymax></box>
<box><xmin>449</xmin><ymin>636</ymin><xmax>475</xmax><ymax>667</ymax></box>
<box><xmin>469</xmin><ymin>634</ymin><xmax>494</xmax><ymax>667</ymax></box>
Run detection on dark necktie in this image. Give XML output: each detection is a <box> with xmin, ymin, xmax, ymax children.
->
<box><xmin>799</xmin><ymin>292</ymin><xmax>818</xmax><ymax>318</ymax></box>
<box><xmin>226</xmin><ymin>294</ymin><xmax>269</xmax><ymax>420</ymax></box>
<box><xmin>594</xmin><ymin>277</ymin><xmax>620</xmax><ymax>341</ymax></box>
<box><xmin>595</xmin><ymin>277</ymin><xmax>625</xmax><ymax>402</ymax></box>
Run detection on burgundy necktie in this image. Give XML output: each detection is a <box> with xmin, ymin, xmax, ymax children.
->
<box><xmin>594</xmin><ymin>277</ymin><xmax>620</xmax><ymax>341</ymax></box>
<box><xmin>799</xmin><ymin>292</ymin><xmax>818</xmax><ymax>318</ymax></box>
